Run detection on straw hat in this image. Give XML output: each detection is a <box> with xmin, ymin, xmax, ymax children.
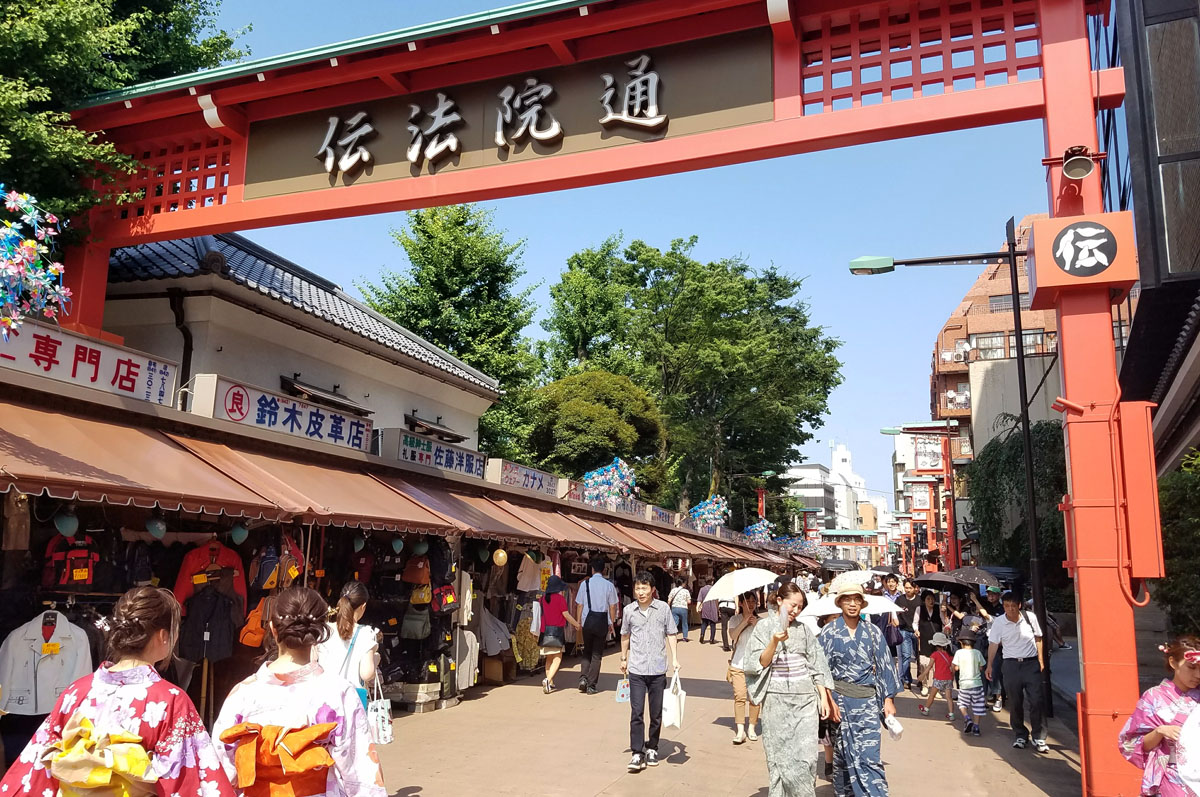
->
<box><xmin>833</xmin><ymin>581</ymin><xmax>867</xmax><ymax>607</ymax></box>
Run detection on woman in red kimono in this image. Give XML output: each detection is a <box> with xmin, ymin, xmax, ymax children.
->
<box><xmin>0</xmin><ymin>586</ymin><xmax>233</xmax><ymax>797</ymax></box>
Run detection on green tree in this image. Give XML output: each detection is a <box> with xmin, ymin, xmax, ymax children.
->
<box><xmin>359</xmin><ymin>205</ymin><xmax>538</xmax><ymax>460</ymax></box>
<box><xmin>0</xmin><ymin>0</ymin><xmax>248</xmax><ymax>218</ymax></box>
<box><xmin>963</xmin><ymin>418</ymin><xmax>1069</xmax><ymax>588</ymax></box>
<box><xmin>1153</xmin><ymin>453</ymin><xmax>1200</xmax><ymax>634</ymax></box>
<box><xmin>528</xmin><ymin>371</ymin><xmax>669</xmax><ymax>499</ymax></box>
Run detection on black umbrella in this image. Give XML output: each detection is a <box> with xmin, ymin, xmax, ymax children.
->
<box><xmin>821</xmin><ymin>559</ymin><xmax>860</xmax><ymax>573</ymax></box>
<box><xmin>949</xmin><ymin>566</ymin><xmax>1001</xmax><ymax>588</ymax></box>
<box><xmin>915</xmin><ymin>572</ymin><xmax>970</xmax><ymax>592</ymax></box>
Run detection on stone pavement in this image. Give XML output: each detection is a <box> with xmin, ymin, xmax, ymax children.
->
<box><xmin>381</xmin><ymin>638</ymin><xmax>1082</xmax><ymax>796</ymax></box>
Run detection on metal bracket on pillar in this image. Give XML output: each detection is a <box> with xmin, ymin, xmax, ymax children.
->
<box><xmin>196</xmin><ymin>95</ymin><xmax>247</xmax><ymax>140</ymax></box>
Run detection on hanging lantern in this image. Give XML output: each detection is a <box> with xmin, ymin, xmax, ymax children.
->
<box><xmin>492</xmin><ymin>549</ymin><xmax>508</xmax><ymax>567</ymax></box>
<box><xmin>53</xmin><ymin>503</ymin><xmax>78</xmax><ymax>538</ymax></box>
<box><xmin>353</xmin><ymin>535</ymin><xmax>366</xmax><ymax>553</ymax></box>
<box><xmin>230</xmin><ymin>523</ymin><xmax>249</xmax><ymax>545</ymax></box>
<box><xmin>412</xmin><ymin>540</ymin><xmax>429</xmax><ymax>556</ymax></box>
<box><xmin>392</xmin><ymin>537</ymin><xmax>404</xmax><ymax>554</ymax></box>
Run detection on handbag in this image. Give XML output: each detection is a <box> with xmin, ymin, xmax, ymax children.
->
<box><xmin>539</xmin><ymin>624</ymin><xmax>566</xmax><ymax>648</ymax></box>
<box><xmin>340</xmin><ymin>626</ymin><xmax>370</xmax><ymax>711</ymax></box>
<box><xmin>400</xmin><ymin>605</ymin><xmax>432</xmax><ymax>640</ymax></box>
<box><xmin>367</xmin><ymin>679</ymin><xmax>394</xmax><ymax>745</ymax></box>
<box><xmin>410</xmin><ymin>584</ymin><xmax>432</xmax><ymax>605</ymax></box>
<box><xmin>615</xmin><ymin>678</ymin><xmax>630</xmax><ymax>703</ymax></box>
<box><xmin>884</xmin><ymin>621</ymin><xmax>903</xmax><ymax>648</ymax></box>
<box><xmin>661</xmin><ymin>671</ymin><xmax>686</xmax><ymax>728</ymax></box>
<box><xmin>582</xmin><ymin>579</ymin><xmax>608</xmax><ymax>637</ymax></box>
<box><xmin>432</xmin><ymin>584</ymin><xmax>457</xmax><ymax>613</ymax></box>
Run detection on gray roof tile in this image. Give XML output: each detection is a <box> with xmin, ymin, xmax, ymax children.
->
<box><xmin>108</xmin><ymin>233</ymin><xmax>499</xmax><ymax>395</ymax></box>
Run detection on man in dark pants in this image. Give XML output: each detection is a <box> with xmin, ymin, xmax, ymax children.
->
<box><xmin>621</xmin><ymin>571</ymin><xmax>680</xmax><ymax>772</ymax></box>
<box><xmin>718</xmin><ymin>597</ymin><xmax>737</xmax><ymax>651</ymax></box>
<box><xmin>576</xmin><ymin>556</ymin><xmax>619</xmax><ymax>695</ymax></box>
<box><xmin>985</xmin><ymin>591</ymin><xmax>1047</xmax><ymax>753</ymax></box>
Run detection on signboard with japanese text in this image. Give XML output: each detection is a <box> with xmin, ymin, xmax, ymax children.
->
<box><xmin>612</xmin><ymin>496</ymin><xmax>647</xmax><ymax>520</ymax></box>
<box><xmin>911</xmin><ymin>486</ymin><xmax>932</xmax><ymax>511</ymax></box>
<box><xmin>0</xmin><ymin>321</ymin><xmax>176</xmax><ymax>405</ymax></box>
<box><xmin>498</xmin><ymin>460</ymin><xmax>557</xmax><ymax>496</ymax></box>
<box><xmin>649</xmin><ymin>506</ymin><xmax>675</xmax><ymax>526</ymax></box>
<box><xmin>243</xmin><ymin>31</ymin><xmax>771</xmax><ymax>200</ymax></box>
<box><xmin>914</xmin><ymin>435</ymin><xmax>944</xmax><ymax>472</ymax></box>
<box><xmin>399</xmin><ymin>430</ymin><xmax>485</xmax><ymax>479</ymax></box>
<box><xmin>566</xmin><ymin>480</ymin><xmax>583</xmax><ymax>503</ymax></box>
<box><xmin>212</xmin><ymin>377</ymin><xmax>373</xmax><ymax>452</ymax></box>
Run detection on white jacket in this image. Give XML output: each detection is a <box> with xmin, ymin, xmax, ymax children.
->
<box><xmin>0</xmin><ymin>610</ymin><xmax>93</xmax><ymax>715</ymax></box>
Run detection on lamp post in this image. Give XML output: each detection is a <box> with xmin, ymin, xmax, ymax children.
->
<box><xmin>852</xmin><ymin>217</ymin><xmax>1052</xmax><ymax>717</ymax></box>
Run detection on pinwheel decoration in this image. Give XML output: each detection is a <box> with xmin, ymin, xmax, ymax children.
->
<box><xmin>1</xmin><ymin>188</ymin><xmax>69</xmax><ymax>340</ymax></box>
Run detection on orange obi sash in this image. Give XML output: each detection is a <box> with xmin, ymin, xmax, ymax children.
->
<box><xmin>43</xmin><ymin>714</ymin><xmax>157</xmax><ymax>797</ymax></box>
<box><xmin>218</xmin><ymin>723</ymin><xmax>337</xmax><ymax>797</ymax></box>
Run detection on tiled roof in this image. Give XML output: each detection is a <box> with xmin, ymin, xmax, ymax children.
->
<box><xmin>107</xmin><ymin>233</ymin><xmax>500</xmax><ymax>395</ymax></box>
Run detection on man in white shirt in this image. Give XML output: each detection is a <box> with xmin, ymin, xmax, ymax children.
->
<box><xmin>985</xmin><ymin>591</ymin><xmax>1046</xmax><ymax>752</ymax></box>
<box><xmin>576</xmin><ymin>556</ymin><xmax>619</xmax><ymax>695</ymax></box>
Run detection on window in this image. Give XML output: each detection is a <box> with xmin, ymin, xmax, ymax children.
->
<box><xmin>1114</xmin><ymin>320</ymin><xmax>1131</xmax><ymax>348</ymax></box>
<box><xmin>969</xmin><ymin>332</ymin><xmax>1005</xmax><ymax>360</ymax></box>
<box><xmin>989</xmin><ymin>293</ymin><xmax>1031</xmax><ymax>313</ymax></box>
<box><xmin>1007</xmin><ymin>328</ymin><xmax>1045</xmax><ymax>353</ymax></box>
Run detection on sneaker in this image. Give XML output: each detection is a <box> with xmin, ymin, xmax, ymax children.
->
<box><xmin>542</xmin><ymin>678</ymin><xmax>552</xmax><ymax>694</ymax></box>
<box><xmin>972</xmin><ymin>724</ymin><xmax>981</xmax><ymax>737</ymax></box>
<box><xmin>1033</xmin><ymin>739</ymin><xmax>1050</xmax><ymax>753</ymax></box>
<box><xmin>1013</xmin><ymin>738</ymin><xmax>1027</xmax><ymax>749</ymax></box>
<box><xmin>646</xmin><ymin>750</ymin><xmax>659</xmax><ymax>767</ymax></box>
<box><xmin>627</xmin><ymin>753</ymin><xmax>646</xmax><ymax>772</ymax></box>
<box><xmin>920</xmin><ymin>686</ymin><xmax>930</xmax><ymax>697</ymax></box>
<box><xmin>918</xmin><ymin>705</ymin><xmax>929</xmax><ymax>716</ymax></box>
<box><xmin>733</xmin><ymin>727</ymin><xmax>746</xmax><ymax>745</ymax></box>
<box><xmin>963</xmin><ymin>720</ymin><xmax>973</xmax><ymax>734</ymax></box>
<box><xmin>946</xmin><ymin>712</ymin><xmax>955</xmax><ymax>721</ymax></box>
<box><xmin>992</xmin><ymin>699</ymin><xmax>1004</xmax><ymax>713</ymax></box>
<box><xmin>747</xmin><ymin>725</ymin><xmax>758</xmax><ymax>741</ymax></box>
<box><xmin>1059</xmin><ymin>643</ymin><xmax>1073</xmax><ymax>651</ymax></box>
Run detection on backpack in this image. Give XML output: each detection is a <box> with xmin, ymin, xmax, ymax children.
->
<box><xmin>427</xmin><ymin>538</ymin><xmax>455</xmax><ymax>586</ymax></box>
<box><xmin>251</xmin><ymin>546</ymin><xmax>280</xmax><ymax>589</ymax></box>
<box><xmin>432</xmin><ymin>584</ymin><xmax>457</xmax><ymax>614</ymax></box>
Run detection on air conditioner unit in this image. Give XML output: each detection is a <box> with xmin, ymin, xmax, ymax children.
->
<box><xmin>941</xmin><ymin>351</ymin><xmax>953</xmax><ymax>362</ymax></box>
<box><xmin>953</xmin><ymin>352</ymin><xmax>967</xmax><ymax>362</ymax></box>
<box><xmin>946</xmin><ymin>390</ymin><xmax>957</xmax><ymax>400</ymax></box>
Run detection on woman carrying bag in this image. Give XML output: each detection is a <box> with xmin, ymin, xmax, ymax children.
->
<box><xmin>540</xmin><ymin>576</ymin><xmax>583</xmax><ymax>693</ymax></box>
<box><xmin>316</xmin><ymin>581</ymin><xmax>378</xmax><ymax>708</ymax></box>
<box><xmin>744</xmin><ymin>581</ymin><xmax>834</xmax><ymax>797</ymax></box>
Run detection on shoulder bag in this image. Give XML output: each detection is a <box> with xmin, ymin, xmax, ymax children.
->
<box><xmin>582</xmin><ymin>579</ymin><xmax>609</xmax><ymax>637</ymax></box>
<box><xmin>340</xmin><ymin>626</ymin><xmax>370</xmax><ymax>710</ymax></box>
<box><xmin>538</xmin><ymin>596</ymin><xmax>566</xmax><ymax>648</ymax></box>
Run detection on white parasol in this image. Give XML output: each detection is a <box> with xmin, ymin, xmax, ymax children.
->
<box><xmin>704</xmin><ymin>568</ymin><xmax>782</xmax><ymax>603</ymax></box>
<box><xmin>828</xmin><ymin>570</ymin><xmax>876</xmax><ymax>591</ymax></box>
<box><xmin>801</xmin><ymin>593</ymin><xmax>902</xmax><ymax>618</ymax></box>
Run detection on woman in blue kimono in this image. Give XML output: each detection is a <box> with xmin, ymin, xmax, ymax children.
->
<box><xmin>820</xmin><ymin>581</ymin><xmax>901</xmax><ymax>796</ymax></box>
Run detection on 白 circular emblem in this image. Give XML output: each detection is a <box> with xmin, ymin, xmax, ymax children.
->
<box><xmin>1052</xmin><ymin>221</ymin><xmax>1117</xmax><ymax>277</ymax></box>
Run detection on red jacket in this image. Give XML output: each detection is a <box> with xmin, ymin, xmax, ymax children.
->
<box><xmin>174</xmin><ymin>542</ymin><xmax>247</xmax><ymax>612</ymax></box>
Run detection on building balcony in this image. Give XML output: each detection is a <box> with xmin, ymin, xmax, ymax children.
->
<box><xmin>950</xmin><ymin>436</ymin><xmax>973</xmax><ymax>461</ymax></box>
<box><xmin>935</xmin><ymin>350</ymin><xmax>970</xmax><ymax>373</ymax></box>
<box><xmin>936</xmin><ymin>392</ymin><xmax>971</xmax><ymax>418</ymax></box>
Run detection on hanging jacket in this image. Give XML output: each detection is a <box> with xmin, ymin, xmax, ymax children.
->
<box><xmin>179</xmin><ymin>589</ymin><xmax>236</xmax><ymax>663</ymax></box>
<box><xmin>0</xmin><ymin>610</ymin><xmax>93</xmax><ymax>715</ymax></box>
<box><xmin>174</xmin><ymin>542</ymin><xmax>247</xmax><ymax>612</ymax></box>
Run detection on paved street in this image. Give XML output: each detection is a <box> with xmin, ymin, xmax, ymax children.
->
<box><xmin>382</xmin><ymin>638</ymin><xmax>1082</xmax><ymax>796</ymax></box>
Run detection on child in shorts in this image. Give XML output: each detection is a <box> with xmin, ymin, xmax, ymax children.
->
<box><xmin>953</xmin><ymin>628</ymin><xmax>987</xmax><ymax>735</ymax></box>
<box><xmin>918</xmin><ymin>632</ymin><xmax>955</xmax><ymax>720</ymax></box>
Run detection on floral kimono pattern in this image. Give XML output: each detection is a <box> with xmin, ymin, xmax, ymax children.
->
<box><xmin>819</xmin><ymin>617</ymin><xmax>901</xmax><ymax>797</ymax></box>
<box><xmin>212</xmin><ymin>662</ymin><xmax>385</xmax><ymax>797</ymax></box>
<box><xmin>0</xmin><ymin>664</ymin><xmax>232</xmax><ymax>797</ymax></box>
<box><xmin>1119</xmin><ymin>679</ymin><xmax>1200</xmax><ymax>796</ymax></box>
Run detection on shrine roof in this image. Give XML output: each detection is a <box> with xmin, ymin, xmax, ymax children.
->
<box><xmin>77</xmin><ymin>0</ymin><xmax>603</xmax><ymax>110</ymax></box>
<box><xmin>107</xmin><ymin>233</ymin><xmax>501</xmax><ymax>396</ymax></box>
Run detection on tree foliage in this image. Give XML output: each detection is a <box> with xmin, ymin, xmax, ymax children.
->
<box><xmin>359</xmin><ymin>205</ymin><xmax>539</xmax><ymax>460</ymax></box>
<box><xmin>963</xmin><ymin>419</ymin><xmax>1069</xmax><ymax>587</ymax></box>
<box><xmin>540</xmin><ymin>236</ymin><xmax>842</xmax><ymax>511</ymax></box>
<box><xmin>1153</xmin><ymin>454</ymin><xmax>1200</xmax><ymax>634</ymax></box>
<box><xmin>528</xmin><ymin>371</ymin><xmax>667</xmax><ymax>498</ymax></box>
<box><xmin>0</xmin><ymin>0</ymin><xmax>248</xmax><ymax>218</ymax></box>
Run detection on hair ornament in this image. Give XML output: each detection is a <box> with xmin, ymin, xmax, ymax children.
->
<box><xmin>1159</xmin><ymin>643</ymin><xmax>1171</xmax><ymax>654</ymax></box>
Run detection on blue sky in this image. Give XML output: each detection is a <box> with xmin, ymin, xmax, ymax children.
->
<box><xmin>214</xmin><ymin>0</ymin><xmax>1052</xmax><ymax>508</ymax></box>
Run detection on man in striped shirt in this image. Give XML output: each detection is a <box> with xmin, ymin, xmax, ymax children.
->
<box><xmin>621</xmin><ymin>571</ymin><xmax>680</xmax><ymax>772</ymax></box>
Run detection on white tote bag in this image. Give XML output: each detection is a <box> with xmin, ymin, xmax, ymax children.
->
<box><xmin>1178</xmin><ymin>703</ymin><xmax>1200</xmax><ymax>794</ymax></box>
<box><xmin>661</xmin><ymin>671</ymin><xmax>686</xmax><ymax>729</ymax></box>
<box><xmin>367</xmin><ymin>679</ymin><xmax>394</xmax><ymax>745</ymax></box>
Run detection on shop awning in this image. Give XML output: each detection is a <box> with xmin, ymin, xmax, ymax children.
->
<box><xmin>385</xmin><ymin>479</ymin><xmax>551</xmax><ymax>543</ymax></box>
<box><xmin>793</xmin><ymin>555</ymin><xmax>822</xmax><ymax>569</ymax></box>
<box><xmin>608</xmin><ymin>523</ymin><xmax>688</xmax><ymax>556</ymax></box>
<box><xmin>570</xmin><ymin>518</ymin><xmax>657</xmax><ymax>555</ymax></box>
<box><xmin>168</xmin><ymin>436</ymin><xmax>451</xmax><ymax>532</ymax></box>
<box><xmin>493</xmin><ymin>500</ymin><xmax>616</xmax><ymax>551</ymax></box>
<box><xmin>0</xmin><ymin>401</ymin><xmax>282</xmax><ymax>519</ymax></box>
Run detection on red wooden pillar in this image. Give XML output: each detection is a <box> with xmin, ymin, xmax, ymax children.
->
<box><xmin>1038</xmin><ymin>0</ymin><xmax>1136</xmax><ymax>792</ymax></box>
<box><xmin>60</xmin><ymin>242</ymin><xmax>118</xmax><ymax>342</ymax></box>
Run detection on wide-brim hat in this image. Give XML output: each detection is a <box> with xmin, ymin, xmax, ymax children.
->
<box><xmin>930</xmin><ymin>632</ymin><xmax>952</xmax><ymax>647</ymax></box>
<box><xmin>833</xmin><ymin>582</ymin><xmax>867</xmax><ymax>607</ymax></box>
<box><xmin>545</xmin><ymin>575</ymin><xmax>566</xmax><ymax>595</ymax></box>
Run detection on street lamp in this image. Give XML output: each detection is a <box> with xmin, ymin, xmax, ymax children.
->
<box><xmin>852</xmin><ymin>216</ymin><xmax>1052</xmax><ymax>717</ymax></box>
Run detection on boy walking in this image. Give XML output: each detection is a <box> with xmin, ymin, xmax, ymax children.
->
<box><xmin>954</xmin><ymin>629</ymin><xmax>987</xmax><ymax>735</ymax></box>
<box><xmin>621</xmin><ymin>571</ymin><xmax>680</xmax><ymax>772</ymax></box>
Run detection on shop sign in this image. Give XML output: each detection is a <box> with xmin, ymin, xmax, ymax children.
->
<box><xmin>914</xmin><ymin>436</ymin><xmax>943</xmax><ymax>471</ymax></box>
<box><xmin>649</xmin><ymin>506</ymin><xmax>675</xmax><ymax>526</ymax></box>
<box><xmin>566</xmin><ymin>480</ymin><xmax>584</xmax><ymax>502</ymax></box>
<box><xmin>212</xmin><ymin>378</ymin><xmax>372</xmax><ymax>452</ymax></box>
<box><xmin>499</xmin><ymin>460</ymin><xmax>557</xmax><ymax>496</ymax></box>
<box><xmin>0</xmin><ymin>321</ymin><xmax>176</xmax><ymax>405</ymax></box>
<box><xmin>243</xmin><ymin>31</ymin><xmax>771</xmax><ymax>200</ymax></box>
<box><xmin>399</xmin><ymin>429</ymin><xmax>485</xmax><ymax>478</ymax></box>
<box><xmin>911</xmin><ymin>487</ymin><xmax>931</xmax><ymax>511</ymax></box>
<box><xmin>612</xmin><ymin>496</ymin><xmax>647</xmax><ymax>519</ymax></box>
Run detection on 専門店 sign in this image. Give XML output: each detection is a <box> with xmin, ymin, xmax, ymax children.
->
<box><xmin>499</xmin><ymin>460</ymin><xmax>556</xmax><ymax>496</ymax></box>
<box><xmin>213</xmin><ymin>377</ymin><xmax>373</xmax><ymax>452</ymax></box>
<box><xmin>243</xmin><ymin>31</ymin><xmax>771</xmax><ymax>200</ymax></box>
<box><xmin>399</xmin><ymin>430</ymin><xmax>484</xmax><ymax>479</ymax></box>
<box><xmin>0</xmin><ymin>322</ymin><xmax>177</xmax><ymax>405</ymax></box>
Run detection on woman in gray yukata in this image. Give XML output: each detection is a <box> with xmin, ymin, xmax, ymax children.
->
<box><xmin>744</xmin><ymin>580</ymin><xmax>834</xmax><ymax>797</ymax></box>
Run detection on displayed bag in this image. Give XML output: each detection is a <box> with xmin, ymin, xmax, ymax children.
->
<box><xmin>410</xmin><ymin>584</ymin><xmax>432</xmax><ymax>605</ymax></box>
<box><xmin>250</xmin><ymin>546</ymin><xmax>280</xmax><ymax>589</ymax></box>
<box><xmin>401</xmin><ymin>555</ymin><xmax>432</xmax><ymax>585</ymax></box>
<box><xmin>615</xmin><ymin>678</ymin><xmax>630</xmax><ymax>703</ymax></box>
<box><xmin>427</xmin><ymin>537</ymin><xmax>455</xmax><ymax>586</ymax></box>
<box><xmin>239</xmin><ymin>597</ymin><xmax>270</xmax><ymax>648</ymax></box>
<box><xmin>340</xmin><ymin>626</ymin><xmax>370</xmax><ymax>710</ymax></box>
<box><xmin>367</xmin><ymin>679</ymin><xmax>394</xmax><ymax>745</ymax></box>
<box><xmin>432</xmin><ymin>584</ymin><xmax>457</xmax><ymax>614</ymax></box>
<box><xmin>661</xmin><ymin>671</ymin><xmax>686</xmax><ymax>728</ymax></box>
<box><xmin>400</xmin><ymin>605</ymin><xmax>432</xmax><ymax>640</ymax></box>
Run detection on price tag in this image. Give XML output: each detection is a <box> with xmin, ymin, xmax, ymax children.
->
<box><xmin>203</xmin><ymin>631</ymin><xmax>210</xmax><ymax>642</ymax></box>
<box><xmin>427</xmin><ymin>663</ymin><xmax>438</xmax><ymax>673</ymax></box>
<box><xmin>41</xmin><ymin>643</ymin><xmax>60</xmax><ymax>656</ymax></box>
<box><xmin>72</xmin><ymin>568</ymin><xmax>89</xmax><ymax>582</ymax></box>
<box><xmin>287</xmin><ymin>564</ymin><xmax>300</xmax><ymax>580</ymax></box>
<box><xmin>395</xmin><ymin>573</ymin><xmax>403</xmax><ymax>581</ymax></box>
<box><xmin>315</xmin><ymin>569</ymin><xmax>326</xmax><ymax>578</ymax></box>
<box><xmin>387</xmin><ymin>618</ymin><xmax>398</xmax><ymax>627</ymax></box>
<box><xmin>191</xmin><ymin>573</ymin><xmax>208</xmax><ymax>585</ymax></box>
<box><xmin>353</xmin><ymin>572</ymin><xmax>359</xmax><ymax>581</ymax></box>
<box><xmin>450</xmin><ymin>662</ymin><xmax>456</xmax><ymax>671</ymax></box>
<box><xmin>150</xmin><ymin>577</ymin><xmax>160</xmax><ymax>587</ymax></box>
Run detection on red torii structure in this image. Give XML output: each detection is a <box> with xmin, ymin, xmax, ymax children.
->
<box><xmin>60</xmin><ymin>0</ymin><xmax>1147</xmax><ymax>793</ymax></box>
